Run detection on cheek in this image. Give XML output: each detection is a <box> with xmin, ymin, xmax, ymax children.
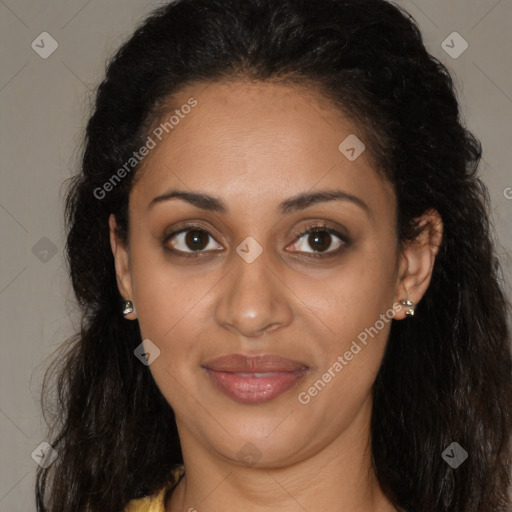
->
<box><xmin>301</xmin><ymin>237</ymin><xmax>397</xmax><ymax>343</ymax></box>
<box><xmin>296</xmin><ymin>239</ymin><xmax>397</xmax><ymax>400</ymax></box>
<box><xmin>127</xmin><ymin>234</ymin><xmax>199</xmax><ymax>338</ymax></box>
<box><xmin>128</xmin><ymin>243</ymin><xmax>213</xmax><ymax>391</ymax></box>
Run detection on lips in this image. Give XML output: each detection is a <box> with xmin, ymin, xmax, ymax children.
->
<box><xmin>202</xmin><ymin>353</ymin><xmax>309</xmax><ymax>404</ymax></box>
<box><xmin>202</xmin><ymin>353</ymin><xmax>308</xmax><ymax>373</ymax></box>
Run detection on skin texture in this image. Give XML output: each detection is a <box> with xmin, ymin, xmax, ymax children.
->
<box><xmin>109</xmin><ymin>80</ymin><xmax>443</xmax><ymax>512</ymax></box>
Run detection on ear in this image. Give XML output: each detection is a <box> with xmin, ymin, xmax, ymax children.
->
<box><xmin>109</xmin><ymin>213</ymin><xmax>137</xmax><ymax>320</ymax></box>
<box><xmin>393</xmin><ymin>209</ymin><xmax>443</xmax><ymax>320</ymax></box>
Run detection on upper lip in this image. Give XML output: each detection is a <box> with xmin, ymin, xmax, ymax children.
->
<box><xmin>202</xmin><ymin>353</ymin><xmax>309</xmax><ymax>373</ymax></box>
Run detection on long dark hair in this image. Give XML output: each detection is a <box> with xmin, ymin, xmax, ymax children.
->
<box><xmin>36</xmin><ymin>0</ymin><xmax>512</xmax><ymax>510</ymax></box>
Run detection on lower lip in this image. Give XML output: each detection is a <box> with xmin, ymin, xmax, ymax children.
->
<box><xmin>204</xmin><ymin>368</ymin><xmax>309</xmax><ymax>403</ymax></box>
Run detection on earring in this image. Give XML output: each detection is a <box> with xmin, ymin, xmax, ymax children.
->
<box><xmin>400</xmin><ymin>298</ymin><xmax>416</xmax><ymax>316</ymax></box>
<box><xmin>121</xmin><ymin>300</ymin><xmax>134</xmax><ymax>316</ymax></box>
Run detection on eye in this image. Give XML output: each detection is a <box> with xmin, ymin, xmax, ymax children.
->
<box><xmin>161</xmin><ymin>223</ymin><xmax>350</xmax><ymax>259</ymax></box>
<box><xmin>162</xmin><ymin>226</ymin><xmax>223</xmax><ymax>257</ymax></box>
<box><xmin>289</xmin><ymin>224</ymin><xmax>349</xmax><ymax>257</ymax></box>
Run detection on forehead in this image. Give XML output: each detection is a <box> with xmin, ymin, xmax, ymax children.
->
<box><xmin>130</xmin><ymin>79</ymin><xmax>395</xmax><ymax>221</ymax></box>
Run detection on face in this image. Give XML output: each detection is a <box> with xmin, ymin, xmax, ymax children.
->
<box><xmin>109</xmin><ymin>79</ymin><xmax>438</xmax><ymax>469</ymax></box>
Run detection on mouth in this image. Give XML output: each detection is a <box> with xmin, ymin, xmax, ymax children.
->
<box><xmin>202</xmin><ymin>353</ymin><xmax>310</xmax><ymax>404</ymax></box>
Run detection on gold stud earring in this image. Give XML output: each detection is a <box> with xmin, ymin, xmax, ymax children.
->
<box><xmin>400</xmin><ymin>298</ymin><xmax>416</xmax><ymax>316</ymax></box>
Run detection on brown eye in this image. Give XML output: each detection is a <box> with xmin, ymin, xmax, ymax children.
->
<box><xmin>290</xmin><ymin>225</ymin><xmax>350</xmax><ymax>257</ymax></box>
<box><xmin>183</xmin><ymin>229</ymin><xmax>210</xmax><ymax>251</ymax></box>
<box><xmin>163</xmin><ymin>227</ymin><xmax>223</xmax><ymax>255</ymax></box>
<box><xmin>306</xmin><ymin>230</ymin><xmax>331</xmax><ymax>252</ymax></box>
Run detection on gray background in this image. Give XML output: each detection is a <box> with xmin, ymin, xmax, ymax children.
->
<box><xmin>1</xmin><ymin>0</ymin><xmax>511</xmax><ymax>509</ymax></box>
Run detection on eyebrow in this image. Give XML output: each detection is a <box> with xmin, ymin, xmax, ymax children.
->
<box><xmin>147</xmin><ymin>188</ymin><xmax>372</xmax><ymax>218</ymax></box>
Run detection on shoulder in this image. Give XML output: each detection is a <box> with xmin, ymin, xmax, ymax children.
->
<box><xmin>124</xmin><ymin>465</ymin><xmax>185</xmax><ymax>512</ymax></box>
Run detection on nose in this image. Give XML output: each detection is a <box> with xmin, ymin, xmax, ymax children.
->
<box><xmin>214</xmin><ymin>247</ymin><xmax>294</xmax><ymax>339</ymax></box>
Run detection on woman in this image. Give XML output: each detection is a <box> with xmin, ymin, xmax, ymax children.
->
<box><xmin>36</xmin><ymin>0</ymin><xmax>512</xmax><ymax>511</ymax></box>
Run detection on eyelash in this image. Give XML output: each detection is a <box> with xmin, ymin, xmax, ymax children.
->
<box><xmin>161</xmin><ymin>223</ymin><xmax>350</xmax><ymax>260</ymax></box>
